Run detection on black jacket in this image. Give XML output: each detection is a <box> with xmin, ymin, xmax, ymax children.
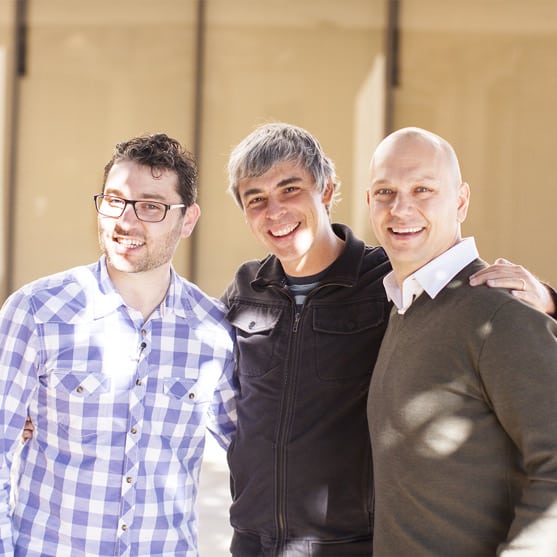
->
<box><xmin>223</xmin><ymin>224</ymin><xmax>392</xmax><ymax>557</ymax></box>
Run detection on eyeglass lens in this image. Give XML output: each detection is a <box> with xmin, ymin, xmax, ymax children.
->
<box><xmin>96</xmin><ymin>195</ymin><xmax>167</xmax><ymax>222</ymax></box>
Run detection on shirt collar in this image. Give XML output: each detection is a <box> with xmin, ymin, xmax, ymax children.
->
<box><xmin>383</xmin><ymin>237</ymin><xmax>479</xmax><ymax>314</ymax></box>
<box><xmin>92</xmin><ymin>256</ymin><xmax>191</xmax><ymax>320</ymax></box>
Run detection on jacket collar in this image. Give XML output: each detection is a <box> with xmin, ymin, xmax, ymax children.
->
<box><xmin>251</xmin><ymin>223</ymin><xmax>366</xmax><ymax>290</ymax></box>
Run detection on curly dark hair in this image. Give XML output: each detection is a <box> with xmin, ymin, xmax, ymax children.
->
<box><xmin>102</xmin><ymin>133</ymin><xmax>198</xmax><ymax>207</ymax></box>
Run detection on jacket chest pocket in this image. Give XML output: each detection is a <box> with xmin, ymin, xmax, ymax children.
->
<box><xmin>312</xmin><ymin>300</ymin><xmax>388</xmax><ymax>381</ymax></box>
<box><xmin>227</xmin><ymin>304</ymin><xmax>286</xmax><ymax>377</ymax></box>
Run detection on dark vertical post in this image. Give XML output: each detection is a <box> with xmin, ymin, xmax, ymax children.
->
<box><xmin>189</xmin><ymin>0</ymin><xmax>206</xmax><ymax>283</ymax></box>
<box><xmin>384</xmin><ymin>0</ymin><xmax>399</xmax><ymax>135</ymax></box>
<box><xmin>6</xmin><ymin>0</ymin><xmax>27</xmax><ymax>295</ymax></box>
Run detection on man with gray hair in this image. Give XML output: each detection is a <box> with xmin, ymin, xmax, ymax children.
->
<box><xmin>223</xmin><ymin>122</ymin><xmax>556</xmax><ymax>556</ymax></box>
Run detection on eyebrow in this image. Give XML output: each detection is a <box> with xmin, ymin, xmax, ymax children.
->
<box><xmin>241</xmin><ymin>175</ymin><xmax>303</xmax><ymax>201</ymax></box>
<box><xmin>371</xmin><ymin>174</ymin><xmax>438</xmax><ymax>187</ymax></box>
<box><xmin>104</xmin><ymin>189</ymin><xmax>167</xmax><ymax>201</ymax></box>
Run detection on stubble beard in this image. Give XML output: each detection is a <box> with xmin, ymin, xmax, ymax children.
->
<box><xmin>98</xmin><ymin>220</ymin><xmax>183</xmax><ymax>274</ymax></box>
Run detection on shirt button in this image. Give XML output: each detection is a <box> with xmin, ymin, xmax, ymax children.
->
<box><xmin>135</xmin><ymin>379</ymin><xmax>142</xmax><ymax>386</ymax></box>
<box><xmin>76</xmin><ymin>386</ymin><xmax>84</xmax><ymax>393</ymax></box>
<box><xmin>121</xmin><ymin>524</ymin><xmax>128</xmax><ymax>531</ymax></box>
<box><xmin>126</xmin><ymin>476</ymin><xmax>133</xmax><ymax>483</ymax></box>
<box><xmin>188</xmin><ymin>392</ymin><xmax>195</xmax><ymax>400</ymax></box>
<box><xmin>130</xmin><ymin>427</ymin><xmax>137</xmax><ymax>434</ymax></box>
<box><xmin>248</xmin><ymin>321</ymin><xmax>256</xmax><ymax>329</ymax></box>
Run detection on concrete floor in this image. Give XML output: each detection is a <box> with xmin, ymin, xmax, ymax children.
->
<box><xmin>198</xmin><ymin>434</ymin><xmax>234</xmax><ymax>556</ymax></box>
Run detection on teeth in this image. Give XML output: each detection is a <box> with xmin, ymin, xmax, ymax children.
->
<box><xmin>391</xmin><ymin>227</ymin><xmax>423</xmax><ymax>234</ymax></box>
<box><xmin>271</xmin><ymin>223</ymin><xmax>298</xmax><ymax>237</ymax></box>
<box><xmin>117</xmin><ymin>237</ymin><xmax>144</xmax><ymax>247</ymax></box>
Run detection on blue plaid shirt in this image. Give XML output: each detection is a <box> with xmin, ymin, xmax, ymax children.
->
<box><xmin>0</xmin><ymin>257</ymin><xmax>237</xmax><ymax>556</ymax></box>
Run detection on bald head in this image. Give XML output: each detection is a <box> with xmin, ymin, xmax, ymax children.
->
<box><xmin>366</xmin><ymin>127</ymin><xmax>470</xmax><ymax>283</ymax></box>
<box><xmin>370</xmin><ymin>127</ymin><xmax>463</xmax><ymax>189</ymax></box>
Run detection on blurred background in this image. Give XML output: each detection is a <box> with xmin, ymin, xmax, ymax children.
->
<box><xmin>0</xmin><ymin>0</ymin><xmax>555</xmax><ymax>300</ymax></box>
<box><xmin>1</xmin><ymin>0</ymin><xmax>555</xmax><ymax>554</ymax></box>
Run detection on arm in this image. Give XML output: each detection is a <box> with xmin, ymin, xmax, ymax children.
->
<box><xmin>479</xmin><ymin>301</ymin><xmax>557</xmax><ymax>554</ymax></box>
<box><xmin>207</xmin><ymin>350</ymin><xmax>238</xmax><ymax>450</ymax></box>
<box><xmin>0</xmin><ymin>292</ymin><xmax>40</xmax><ymax>555</ymax></box>
<box><xmin>0</xmin><ymin>455</ymin><xmax>13</xmax><ymax>555</ymax></box>
<box><xmin>209</xmin><ymin>281</ymin><xmax>238</xmax><ymax>449</ymax></box>
<box><xmin>205</xmin><ymin>304</ymin><xmax>238</xmax><ymax>450</ymax></box>
<box><xmin>469</xmin><ymin>258</ymin><xmax>556</xmax><ymax>316</ymax></box>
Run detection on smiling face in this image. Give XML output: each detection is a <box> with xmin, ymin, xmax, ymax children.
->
<box><xmin>366</xmin><ymin>129</ymin><xmax>470</xmax><ymax>284</ymax></box>
<box><xmin>98</xmin><ymin>159</ymin><xmax>199</xmax><ymax>279</ymax></box>
<box><xmin>238</xmin><ymin>160</ymin><xmax>342</xmax><ymax>276</ymax></box>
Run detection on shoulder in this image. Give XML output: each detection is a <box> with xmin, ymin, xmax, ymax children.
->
<box><xmin>17</xmin><ymin>263</ymin><xmax>97</xmax><ymax>295</ymax></box>
<box><xmin>446</xmin><ymin>266</ymin><xmax>555</xmax><ymax>334</ymax></box>
<box><xmin>361</xmin><ymin>243</ymin><xmax>391</xmax><ymax>272</ymax></box>
<box><xmin>233</xmin><ymin>256</ymin><xmax>272</xmax><ymax>280</ymax></box>
<box><xmin>334</xmin><ymin>222</ymin><xmax>392</xmax><ymax>278</ymax></box>
<box><xmin>222</xmin><ymin>255</ymin><xmax>275</xmax><ymax>304</ymax></box>
<box><xmin>2</xmin><ymin>263</ymin><xmax>99</xmax><ymax>321</ymax></box>
<box><xmin>174</xmin><ymin>275</ymin><xmax>233</xmax><ymax>334</ymax></box>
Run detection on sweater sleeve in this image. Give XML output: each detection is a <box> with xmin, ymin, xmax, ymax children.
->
<box><xmin>478</xmin><ymin>300</ymin><xmax>557</xmax><ymax>555</ymax></box>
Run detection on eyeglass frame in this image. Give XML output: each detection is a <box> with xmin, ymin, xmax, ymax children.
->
<box><xmin>93</xmin><ymin>193</ymin><xmax>187</xmax><ymax>223</ymax></box>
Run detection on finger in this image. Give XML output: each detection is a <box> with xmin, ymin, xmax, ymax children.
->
<box><xmin>470</xmin><ymin>264</ymin><xmax>527</xmax><ymax>284</ymax></box>
<box><xmin>511</xmin><ymin>289</ymin><xmax>537</xmax><ymax>305</ymax></box>
<box><xmin>469</xmin><ymin>264</ymin><xmax>512</xmax><ymax>282</ymax></box>
<box><xmin>493</xmin><ymin>257</ymin><xmax>512</xmax><ymax>265</ymax></box>
<box><xmin>469</xmin><ymin>271</ymin><xmax>514</xmax><ymax>286</ymax></box>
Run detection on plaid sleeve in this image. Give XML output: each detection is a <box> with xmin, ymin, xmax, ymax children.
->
<box><xmin>0</xmin><ymin>290</ymin><xmax>41</xmax><ymax>552</ymax></box>
<box><xmin>205</xmin><ymin>318</ymin><xmax>238</xmax><ymax>450</ymax></box>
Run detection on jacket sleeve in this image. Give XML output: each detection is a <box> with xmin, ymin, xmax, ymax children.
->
<box><xmin>547</xmin><ymin>283</ymin><xmax>557</xmax><ymax>319</ymax></box>
<box><xmin>479</xmin><ymin>300</ymin><xmax>557</xmax><ymax>555</ymax></box>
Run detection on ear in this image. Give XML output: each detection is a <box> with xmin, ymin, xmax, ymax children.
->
<box><xmin>180</xmin><ymin>203</ymin><xmax>201</xmax><ymax>238</ymax></box>
<box><xmin>456</xmin><ymin>182</ymin><xmax>470</xmax><ymax>223</ymax></box>
<box><xmin>321</xmin><ymin>180</ymin><xmax>335</xmax><ymax>205</ymax></box>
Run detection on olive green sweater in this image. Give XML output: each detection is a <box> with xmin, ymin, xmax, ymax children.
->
<box><xmin>368</xmin><ymin>260</ymin><xmax>557</xmax><ymax>556</ymax></box>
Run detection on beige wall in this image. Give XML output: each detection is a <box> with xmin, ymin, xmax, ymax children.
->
<box><xmin>0</xmin><ymin>0</ymin><xmax>555</xmax><ymax>300</ymax></box>
<box><xmin>197</xmin><ymin>0</ymin><xmax>386</xmax><ymax>295</ymax></box>
<box><xmin>0</xmin><ymin>0</ymin><xmax>17</xmax><ymax>298</ymax></box>
<box><xmin>385</xmin><ymin>0</ymin><xmax>557</xmax><ymax>286</ymax></box>
<box><xmin>9</xmin><ymin>0</ymin><xmax>198</xmax><ymax>292</ymax></box>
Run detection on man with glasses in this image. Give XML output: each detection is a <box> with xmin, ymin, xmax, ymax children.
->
<box><xmin>0</xmin><ymin>133</ymin><xmax>237</xmax><ymax>556</ymax></box>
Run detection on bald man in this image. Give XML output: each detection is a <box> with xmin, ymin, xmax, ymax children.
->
<box><xmin>366</xmin><ymin>127</ymin><xmax>557</xmax><ymax>556</ymax></box>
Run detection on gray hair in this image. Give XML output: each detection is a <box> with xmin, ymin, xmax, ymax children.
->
<box><xmin>227</xmin><ymin>123</ymin><xmax>340</xmax><ymax>212</ymax></box>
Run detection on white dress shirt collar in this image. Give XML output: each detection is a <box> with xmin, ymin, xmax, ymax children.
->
<box><xmin>383</xmin><ymin>237</ymin><xmax>479</xmax><ymax>314</ymax></box>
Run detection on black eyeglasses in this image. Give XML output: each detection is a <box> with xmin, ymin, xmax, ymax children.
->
<box><xmin>94</xmin><ymin>194</ymin><xmax>186</xmax><ymax>223</ymax></box>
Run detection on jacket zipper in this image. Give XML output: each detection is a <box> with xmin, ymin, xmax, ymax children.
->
<box><xmin>292</xmin><ymin>311</ymin><xmax>301</xmax><ymax>333</ymax></box>
<box><xmin>271</xmin><ymin>281</ymin><xmax>343</xmax><ymax>553</ymax></box>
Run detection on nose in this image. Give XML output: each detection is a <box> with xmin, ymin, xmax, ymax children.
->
<box><xmin>118</xmin><ymin>201</ymin><xmax>141</xmax><ymax>224</ymax></box>
<box><xmin>265</xmin><ymin>196</ymin><xmax>286</xmax><ymax>220</ymax></box>
<box><xmin>390</xmin><ymin>192</ymin><xmax>413</xmax><ymax>217</ymax></box>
